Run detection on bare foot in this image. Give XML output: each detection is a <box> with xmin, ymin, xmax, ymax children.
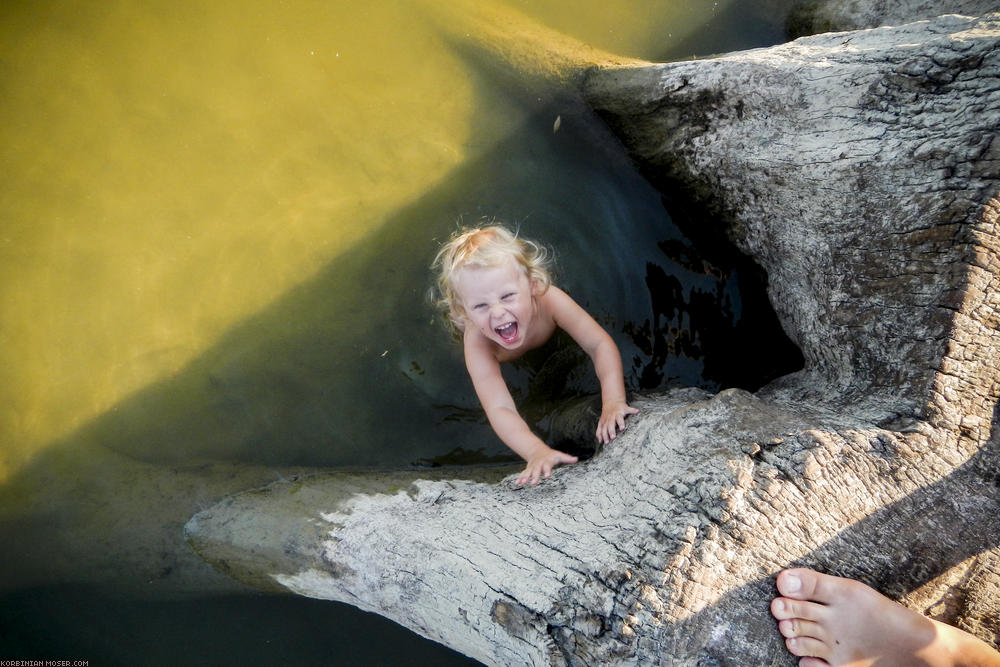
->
<box><xmin>770</xmin><ymin>568</ymin><xmax>1000</xmax><ymax>667</ymax></box>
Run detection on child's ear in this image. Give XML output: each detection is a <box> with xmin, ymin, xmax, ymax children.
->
<box><xmin>530</xmin><ymin>278</ymin><xmax>544</xmax><ymax>296</ymax></box>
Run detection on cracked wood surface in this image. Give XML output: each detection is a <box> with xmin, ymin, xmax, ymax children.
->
<box><xmin>789</xmin><ymin>0</ymin><xmax>1000</xmax><ymax>36</ymax></box>
<box><xmin>584</xmin><ymin>13</ymin><xmax>1000</xmax><ymax>425</ymax></box>
<box><xmin>186</xmin><ymin>7</ymin><xmax>1000</xmax><ymax>666</ymax></box>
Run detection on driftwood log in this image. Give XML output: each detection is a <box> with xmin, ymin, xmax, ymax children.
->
<box><xmin>185</xmin><ymin>5</ymin><xmax>1000</xmax><ymax>665</ymax></box>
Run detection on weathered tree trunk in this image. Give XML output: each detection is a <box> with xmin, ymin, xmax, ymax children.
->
<box><xmin>185</xmin><ymin>7</ymin><xmax>1000</xmax><ymax>666</ymax></box>
<box><xmin>788</xmin><ymin>0</ymin><xmax>1000</xmax><ymax>37</ymax></box>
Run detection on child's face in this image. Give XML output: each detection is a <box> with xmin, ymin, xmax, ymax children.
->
<box><xmin>455</xmin><ymin>261</ymin><xmax>537</xmax><ymax>350</ymax></box>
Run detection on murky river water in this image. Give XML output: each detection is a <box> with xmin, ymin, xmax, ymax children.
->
<box><xmin>1</xmin><ymin>0</ymin><xmax>801</xmax><ymax>663</ymax></box>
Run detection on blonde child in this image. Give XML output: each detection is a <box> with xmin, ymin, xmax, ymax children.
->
<box><xmin>433</xmin><ymin>225</ymin><xmax>639</xmax><ymax>486</ymax></box>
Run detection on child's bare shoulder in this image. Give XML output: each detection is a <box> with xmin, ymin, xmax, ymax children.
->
<box><xmin>536</xmin><ymin>284</ymin><xmax>571</xmax><ymax>310</ymax></box>
<box><xmin>463</xmin><ymin>325</ymin><xmax>493</xmax><ymax>354</ymax></box>
<box><xmin>540</xmin><ymin>285</ymin><xmax>585</xmax><ymax>320</ymax></box>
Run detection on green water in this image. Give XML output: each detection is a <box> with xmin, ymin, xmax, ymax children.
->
<box><xmin>1</xmin><ymin>0</ymin><xmax>801</xmax><ymax>664</ymax></box>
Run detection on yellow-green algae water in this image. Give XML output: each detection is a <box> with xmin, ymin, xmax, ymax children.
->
<box><xmin>0</xmin><ymin>0</ymin><xmax>763</xmax><ymax>480</ymax></box>
<box><xmin>1</xmin><ymin>0</ymin><xmax>801</xmax><ymax>663</ymax></box>
<box><xmin>1</xmin><ymin>0</ymin><xmax>482</xmax><ymax>478</ymax></box>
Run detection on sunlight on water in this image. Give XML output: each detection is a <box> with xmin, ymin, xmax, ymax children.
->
<box><xmin>0</xmin><ymin>0</ymin><xmax>750</xmax><ymax>479</ymax></box>
<box><xmin>503</xmin><ymin>0</ymin><xmax>733</xmax><ymax>58</ymax></box>
<box><xmin>0</xmin><ymin>0</ymin><xmax>490</xmax><ymax>476</ymax></box>
<box><xmin>0</xmin><ymin>0</ymin><xmax>748</xmax><ymax>480</ymax></box>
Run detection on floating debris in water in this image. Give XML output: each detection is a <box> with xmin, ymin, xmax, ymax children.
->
<box><xmin>553</xmin><ymin>115</ymin><xmax>561</xmax><ymax>134</ymax></box>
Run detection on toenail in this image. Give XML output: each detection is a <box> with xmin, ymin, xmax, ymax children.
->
<box><xmin>784</xmin><ymin>573</ymin><xmax>801</xmax><ymax>593</ymax></box>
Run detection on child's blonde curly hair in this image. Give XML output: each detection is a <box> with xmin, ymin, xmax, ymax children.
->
<box><xmin>432</xmin><ymin>225</ymin><xmax>552</xmax><ymax>334</ymax></box>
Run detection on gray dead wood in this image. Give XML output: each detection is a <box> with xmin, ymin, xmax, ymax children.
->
<box><xmin>789</xmin><ymin>0</ymin><xmax>1000</xmax><ymax>37</ymax></box>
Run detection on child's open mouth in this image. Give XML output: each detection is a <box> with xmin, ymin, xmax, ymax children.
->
<box><xmin>495</xmin><ymin>322</ymin><xmax>519</xmax><ymax>344</ymax></box>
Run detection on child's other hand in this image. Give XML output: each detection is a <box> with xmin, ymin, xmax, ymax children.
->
<box><xmin>515</xmin><ymin>446</ymin><xmax>578</xmax><ymax>486</ymax></box>
<box><xmin>597</xmin><ymin>401</ymin><xmax>640</xmax><ymax>445</ymax></box>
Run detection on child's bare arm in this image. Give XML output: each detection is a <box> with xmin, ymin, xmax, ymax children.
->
<box><xmin>546</xmin><ymin>287</ymin><xmax>639</xmax><ymax>444</ymax></box>
<box><xmin>464</xmin><ymin>332</ymin><xmax>577</xmax><ymax>485</ymax></box>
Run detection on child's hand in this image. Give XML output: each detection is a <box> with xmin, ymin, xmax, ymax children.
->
<box><xmin>597</xmin><ymin>400</ymin><xmax>640</xmax><ymax>444</ymax></box>
<box><xmin>515</xmin><ymin>446</ymin><xmax>579</xmax><ymax>486</ymax></box>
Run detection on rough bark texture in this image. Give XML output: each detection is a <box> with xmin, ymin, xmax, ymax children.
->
<box><xmin>584</xmin><ymin>12</ymin><xmax>1000</xmax><ymax>432</ymax></box>
<box><xmin>788</xmin><ymin>0</ymin><xmax>1000</xmax><ymax>37</ymax></box>
<box><xmin>186</xmin><ymin>6</ymin><xmax>1000</xmax><ymax>666</ymax></box>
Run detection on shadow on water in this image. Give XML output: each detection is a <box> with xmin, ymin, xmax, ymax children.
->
<box><xmin>0</xmin><ymin>103</ymin><xmax>801</xmax><ymax>665</ymax></box>
<box><xmin>37</xmin><ymin>100</ymin><xmax>802</xmax><ymax>472</ymax></box>
<box><xmin>655</xmin><ymin>0</ymin><xmax>795</xmax><ymax>62</ymax></box>
<box><xmin>0</xmin><ymin>587</ymin><xmax>482</xmax><ymax>666</ymax></box>
<box><xmin>0</xmin><ymin>2</ymin><xmax>806</xmax><ymax>664</ymax></box>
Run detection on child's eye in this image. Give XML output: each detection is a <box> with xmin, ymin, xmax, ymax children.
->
<box><xmin>473</xmin><ymin>303</ymin><xmax>487</xmax><ymax>310</ymax></box>
<box><xmin>501</xmin><ymin>292</ymin><xmax>516</xmax><ymax>301</ymax></box>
